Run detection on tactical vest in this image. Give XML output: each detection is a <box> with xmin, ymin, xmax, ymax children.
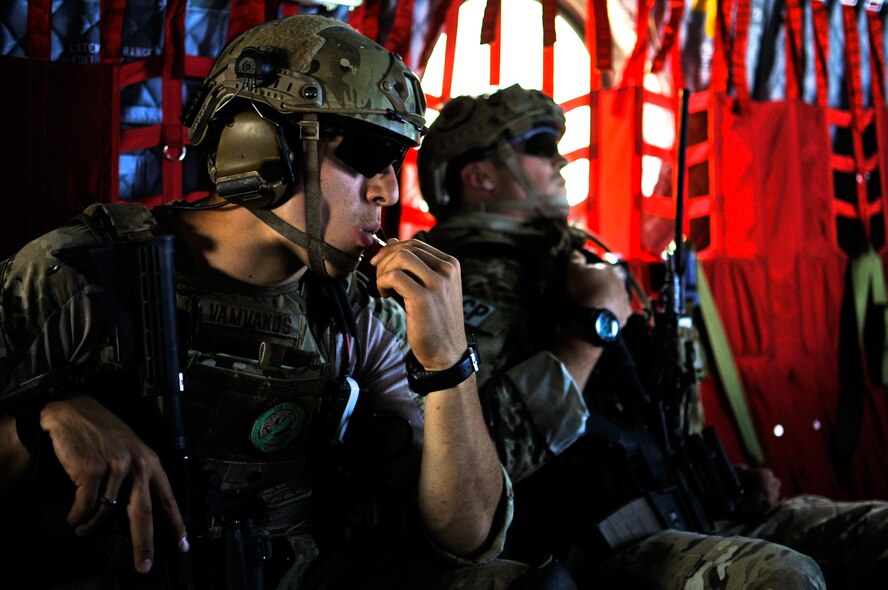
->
<box><xmin>73</xmin><ymin>202</ymin><xmax>360</xmax><ymax>588</ymax></box>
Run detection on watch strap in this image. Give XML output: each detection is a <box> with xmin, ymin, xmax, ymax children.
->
<box><xmin>406</xmin><ymin>344</ymin><xmax>480</xmax><ymax>396</ymax></box>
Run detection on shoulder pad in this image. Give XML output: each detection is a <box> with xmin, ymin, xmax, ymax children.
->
<box><xmin>78</xmin><ymin>203</ymin><xmax>158</xmax><ymax>243</ymax></box>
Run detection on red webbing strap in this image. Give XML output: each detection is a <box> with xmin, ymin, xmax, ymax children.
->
<box><xmin>480</xmin><ymin>0</ymin><xmax>502</xmax><ymax>85</ymax></box>
<box><xmin>418</xmin><ymin>0</ymin><xmax>454</xmax><ymax>73</ymax></box>
<box><xmin>227</xmin><ymin>0</ymin><xmax>267</xmax><ymax>42</ymax></box>
<box><xmin>652</xmin><ymin>0</ymin><xmax>684</xmax><ymax>73</ymax></box>
<box><xmin>839</xmin><ymin>4</ymin><xmax>874</xmax><ymax>241</ymax></box>
<box><xmin>100</xmin><ymin>0</ymin><xmax>125</xmax><ymax>201</ymax></box>
<box><xmin>842</xmin><ymin>4</ymin><xmax>865</xmax><ymax>129</ymax></box>
<box><xmin>542</xmin><ymin>0</ymin><xmax>557</xmax><ymax>47</ymax></box>
<box><xmin>162</xmin><ymin>0</ymin><xmax>186</xmax><ymax>203</ymax></box>
<box><xmin>490</xmin><ymin>8</ymin><xmax>502</xmax><ymax>86</ymax></box>
<box><xmin>441</xmin><ymin>1</ymin><xmax>460</xmax><ymax>101</ymax></box>
<box><xmin>671</xmin><ymin>25</ymin><xmax>684</xmax><ymax>91</ymax></box>
<box><xmin>732</xmin><ymin>0</ymin><xmax>751</xmax><ymax>102</ymax></box>
<box><xmin>587</xmin><ymin>90</ymin><xmax>600</xmax><ymax>231</ymax></box>
<box><xmin>589</xmin><ymin>0</ymin><xmax>612</xmax><ymax>72</ymax></box>
<box><xmin>586</xmin><ymin>0</ymin><xmax>601</xmax><ymax>90</ymax></box>
<box><xmin>100</xmin><ymin>0</ymin><xmax>126</xmax><ymax>62</ymax></box>
<box><xmin>620</xmin><ymin>0</ymin><xmax>652</xmax><ymax>88</ymax></box>
<box><xmin>542</xmin><ymin>0</ymin><xmax>556</xmax><ymax>96</ymax></box>
<box><xmin>710</xmin><ymin>0</ymin><xmax>734</xmax><ymax>94</ymax></box>
<box><xmin>361</xmin><ymin>0</ymin><xmax>383</xmax><ymax>42</ymax></box>
<box><xmin>866</xmin><ymin>7</ymin><xmax>885</xmax><ymax>108</ymax></box>
<box><xmin>783</xmin><ymin>0</ymin><xmax>805</xmax><ymax>99</ymax></box>
<box><xmin>811</xmin><ymin>0</ymin><xmax>830</xmax><ymax>107</ymax></box>
<box><xmin>543</xmin><ymin>45</ymin><xmax>555</xmax><ymax>98</ymax></box>
<box><xmin>26</xmin><ymin>0</ymin><xmax>52</xmax><ymax>58</ymax></box>
<box><xmin>385</xmin><ymin>0</ymin><xmax>418</xmax><ymax>61</ymax></box>
<box><xmin>481</xmin><ymin>0</ymin><xmax>500</xmax><ymax>44</ymax></box>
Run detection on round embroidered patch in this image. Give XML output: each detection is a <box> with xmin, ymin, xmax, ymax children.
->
<box><xmin>251</xmin><ymin>402</ymin><xmax>304</xmax><ymax>453</ymax></box>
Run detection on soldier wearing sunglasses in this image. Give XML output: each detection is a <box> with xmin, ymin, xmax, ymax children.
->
<box><xmin>0</xmin><ymin>16</ymin><xmax>567</xmax><ymax>590</ymax></box>
<box><xmin>415</xmin><ymin>85</ymin><xmax>888</xmax><ymax>590</ymax></box>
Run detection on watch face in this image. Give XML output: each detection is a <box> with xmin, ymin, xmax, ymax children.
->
<box><xmin>593</xmin><ymin>309</ymin><xmax>620</xmax><ymax>343</ymax></box>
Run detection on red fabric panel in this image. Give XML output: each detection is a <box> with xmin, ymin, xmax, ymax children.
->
<box><xmin>0</xmin><ymin>57</ymin><xmax>116</xmax><ymax>256</ymax></box>
<box><xmin>697</xmin><ymin>98</ymin><xmax>877</xmax><ymax>498</ymax></box>
<box><xmin>593</xmin><ymin>88</ymin><xmax>644</xmax><ymax>258</ymax></box>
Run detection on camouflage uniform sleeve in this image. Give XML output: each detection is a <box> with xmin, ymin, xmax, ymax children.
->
<box><xmin>0</xmin><ymin>223</ymin><xmax>108</xmax><ymax>410</ymax></box>
<box><xmin>462</xmin><ymin>255</ymin><xmax>588</xmax><ymax>484</ymax></box>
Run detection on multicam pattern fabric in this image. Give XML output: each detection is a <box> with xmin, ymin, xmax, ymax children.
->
<box><xmin>418</xmin><ymin>212</ymin><xmax>888</xmax><ymax>589</ymax></box>
<box><xmin>593</xmin><ymin>528</ymin><xmax>826</xmax><ymax>590</ymax></box>
<box><xmin>594</xmin><ymin>495</ymin><xmax>888</xmax><ymax>589</ymax></box>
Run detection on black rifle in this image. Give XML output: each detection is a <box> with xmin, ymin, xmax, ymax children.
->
<box><xmin>89</xmin><ymin>236</ymin><xmax>195</xmax><ymax>589</ymax></box>
<box><xmin>1</xmin><ymin>236</ymin><xmax>196</xmax><ymax>588</ymax></box>
<box><xmin>583</xmin><ymin>89</ymin><xmax>744</xmax><ymax>551</ymax></box>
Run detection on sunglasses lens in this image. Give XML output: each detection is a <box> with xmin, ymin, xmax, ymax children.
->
<box><xmin>335</xmin><ymin>134</ymin><xmax>409</xmax><ymax>178</ymax></box>
<box><xmin>520</xmin><ymin>133</ymin><xmax>560</xmax><ymax>158</ymax></box>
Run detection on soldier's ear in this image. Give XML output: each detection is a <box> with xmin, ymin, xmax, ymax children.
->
<box><xmin>461</xmin><ymin>161</ymin><xmax>496</xmax><ymax>192</ymax></box>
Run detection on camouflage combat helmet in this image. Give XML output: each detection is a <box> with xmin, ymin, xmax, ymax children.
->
<box><xmin>182</xmin><ymin>14</ymin><xmax>427</xmax><ymax>277</ymax></box>
<box><xmin>186</xmin><ymin>15</ymin><xmax>426</xmax><ymax>151</ymax></box>
<box><xmin>417</xmin><ymin>84</ymin><xmax>566</xmax><ymax>219</ymax></box>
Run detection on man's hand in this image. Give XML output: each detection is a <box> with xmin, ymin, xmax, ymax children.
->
<box><xmin>38</xmin><ymin>395</ymin><xmax>189</xmax><ymax>573</ymax></box>
<box><xmin>371</xmin><ymin>238</ymin><xmax>467</xmax><ymax>369</ymax></box>
<box><xmin>565</xmin><ymin>251</ymin><xmax>632</xmax><ymax>326</ymax></box>
<box><xmin>734</xmin><ymin>464</ymin><xmax>782</xmax><ymax>519</ymax></box>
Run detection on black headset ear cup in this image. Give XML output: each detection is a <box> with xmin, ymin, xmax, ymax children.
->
<box><xmin>211</xmin><ymin>111</ymin><xmax>297</xmax><ymax>209</ymax></box>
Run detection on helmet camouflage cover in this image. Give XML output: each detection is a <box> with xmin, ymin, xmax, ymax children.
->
<box><xmin>417</xmin><ymin>84</ymin><xmax>566</xmax><ymax>218</ymax></box>
<box><xmin>186</xmin><ymin>15</ymin><xmax>427</xmax><ymax>149</ymax></box>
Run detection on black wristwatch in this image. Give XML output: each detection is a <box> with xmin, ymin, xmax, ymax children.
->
<box><xmin>406</xmin><ymin>344</ymin><xmax>480</xmax><ymax>396</ymax></box>
<box><xmin>578</xmin><ymin>307</ymin><xmax>621</xmax><ymax>347</ymax></box>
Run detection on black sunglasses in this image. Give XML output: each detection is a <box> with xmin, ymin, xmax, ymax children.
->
<box><xmin>321</xmin><ymin>125</ymin><xmax>410</xmax><ymax>178</ymax></box>
<box><xmin>514</xmin><ymin>131</ymin><xmax>561</xmax><ymax>159</ymax></box>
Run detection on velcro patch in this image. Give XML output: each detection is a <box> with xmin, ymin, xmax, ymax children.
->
<box><xmin>463</xmin><ymin>296</ymin><xmax>496</xmax><ymax>329</ymax></box>
<box><xmin>202</xmin><ymin>298</ymin><xmax>300</xmax><ymax>337</ymax></box>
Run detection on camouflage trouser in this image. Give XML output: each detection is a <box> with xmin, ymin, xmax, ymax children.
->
<box><xmin>589</xmin><ymin>495</ymin><xmax>888</xmax><ymax>590</ymax></box>
<box><xmin>591</xmin><ymin>529</ymin><xmax>824</xmax><ymax>590</ymax></box>
<box><xmin>723</xmin><ymin>494</ymin><xmax>888</xmax><ymax>590</ymax></box>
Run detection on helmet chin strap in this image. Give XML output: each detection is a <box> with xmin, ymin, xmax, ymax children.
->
<box><xmin>249</xmin><ymin>114</ymin><xmax>360</xmax><ymax>277</ymax></box>
<box><xmin>465</xmin><ymin>137</ymin><xmax>569</xmax><ymax>218</ymax></box>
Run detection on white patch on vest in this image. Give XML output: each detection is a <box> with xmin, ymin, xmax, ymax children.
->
<box><xmin>463</xmin><ymin>296</ymin><xmax>495</xmax><ymax>328</ymax></box>
<box><xmin>202</xmin><ymin>299</ymin><xmax>300</xmax><ymax>337</ymax></box>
